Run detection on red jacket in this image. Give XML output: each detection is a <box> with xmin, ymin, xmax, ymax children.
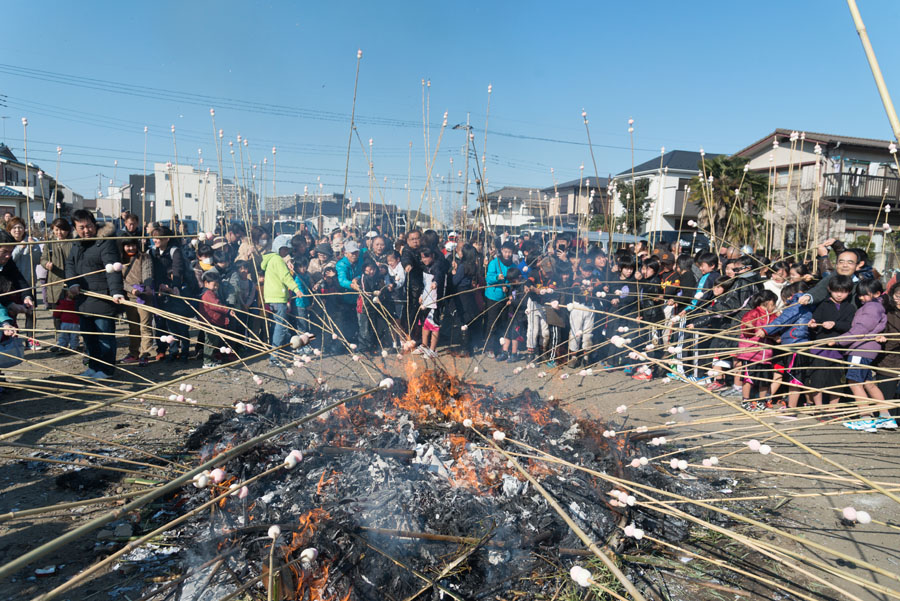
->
<box><xmin>736</xmin><ymin>305</ymin><xmax>775</xmax><ymax>362</ymax></box>
<box><xmin>198</xmin><ymin>289</ymin><xmax>230</xmax><ymax>327</ymax></box>
<box><xmin>52</xmin><ymin>297</ymin><xmax>80</xmax><ymax>325</ymax></box>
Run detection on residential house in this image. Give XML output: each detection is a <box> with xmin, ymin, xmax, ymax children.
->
<box><xmin>735</xmin><ymin>129</ymin><xmax>898</xmax><ymax>267</ymax></box>
<box><xmin>276</xmin><ymin>193</ymin><xmax>349</xmax><ymax>235</ymax></box>
<box><xmin>474</xmin><ymin>186</ymin><xmax>551</xmax><ymax>230</ymax></box>
<box><xmin>0</xmin><ymin>143</ymin><xmax>58</xmax><ymax>224</ymax></box>
<box><xmin>153</xmin><ymin>163</ymin><xmax>219</xmax><ymax>232</ymax></box>
<box><xmin>611</xmin><ymin>150</ymin><xmax>717</xmax><ymax>234</ymax></box>
<box><xmin>541</xmin><ymin>177</ymin><xmax>611</xmax><ymax>228</ymax></box>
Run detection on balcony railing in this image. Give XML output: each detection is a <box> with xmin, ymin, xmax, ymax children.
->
<box><xmin>823</xmin><ymin>173</ymin><xmax>900</xmax><ymax>205</ymax></box>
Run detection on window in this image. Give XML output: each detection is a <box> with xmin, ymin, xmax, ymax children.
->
<box><xmin>164</xmin><ymin>174</ymin><xmax>170</xmax><ymax>181</ymax></box>
<box><xmin>165</xmin><ymin>200</ymin><xmax>172</xmax><ymax>207</ymax></box>
<box><xmin>185</xmin><ymin>192</ymin><xmax>192</xmax><ymax>199</ymax></box>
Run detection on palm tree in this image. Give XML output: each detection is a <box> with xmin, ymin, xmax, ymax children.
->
<box><xmin>688</xmin><ymin>155</ymin><xmax>768</xmax><ymax>249</ymax></box>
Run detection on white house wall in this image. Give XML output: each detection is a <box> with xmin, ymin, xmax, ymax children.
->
<box><xmin>153</xmin><ymin>163</ymin><xmax>218</xmax><ymax>232</ymax></box>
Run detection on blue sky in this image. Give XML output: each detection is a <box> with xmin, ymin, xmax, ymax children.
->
<box><xmin>1</xmin><ymin>0</ymin><xmax>899</xmax><ymax>215</ymax></box>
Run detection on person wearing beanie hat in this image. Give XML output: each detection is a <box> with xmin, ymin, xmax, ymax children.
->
<box><xmin>309</xmin><ymin>243</ymin><xmax>335</xmax><ymax>284</ymax></box>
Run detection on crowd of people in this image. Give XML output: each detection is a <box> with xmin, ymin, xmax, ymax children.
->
<box><xmin>0</xmin><ymin>207</ymin><xmax>897</xmax><ymax>433</ymax></box>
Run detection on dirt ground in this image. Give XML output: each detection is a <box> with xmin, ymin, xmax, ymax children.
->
<box><xmin>0</xmin><ymin>313</ymin><xmax>898</xmax><ymax>600</ymax></box>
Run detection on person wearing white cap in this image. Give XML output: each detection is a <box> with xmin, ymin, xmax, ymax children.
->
<box><xmin>335</xmin><ymin>239</ymin><xmax>365</xmax><ymax>344</ymax></box>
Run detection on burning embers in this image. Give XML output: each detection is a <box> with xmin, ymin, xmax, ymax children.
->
<box><xmin>148</xmin><ymin>369</ymin><xmax>713</xmax><ymax>600</ymax></box>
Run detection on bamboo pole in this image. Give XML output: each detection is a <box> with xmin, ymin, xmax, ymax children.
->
<box><xmin>342</xmin><ymin>49</ymin><xmax>363</xmax><ymax>225</ymax></box>
<box><xmin>1</xmin><ymin>382</ymin><xmax>383</xmax><ymax>585</ymax></box>
<box><xmin>472</xmin><ymin>426</ymin><xmax>647</xmax><ymax>601</ymax></box>
<box><xmin>846</xmin><ymin>0</ymin><xmax>900</xmax><ymax>142</ymax></box>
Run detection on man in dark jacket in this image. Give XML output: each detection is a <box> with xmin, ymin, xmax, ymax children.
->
<box><xmin>65</xmin><ymin>210</ymin><xmax>126</xmax><ymax>379</ymax></box>
<box><xmin>401</xmin><ymin>230</ymin><xmax>424</xmax><ymax>335</ymax></box>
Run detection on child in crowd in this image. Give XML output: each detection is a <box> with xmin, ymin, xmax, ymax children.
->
<box><xmin>197</xmin><ymin>271</ymin><xmax>230</xmax><ymax>368</ymax></box>
<box><xmin>291</xmin><ymin>255</ymin><xmax>312</xmax><ymax>334</ymax></box>
<box><xmin>497</xmin><ymin>267</ymin><xmax>528</xmax><ymax>362</ymax></box>
<box><xmin>764</xmin><ymin>261</ymin><xmax>790</xmax><ymax>309</ymax></box>
<box><xmin>830</xmin><ymin>279</ymin><xmax>894</xmax><ymax>432</ymax></box>
<box><xmin>418</xmin><ymin>262</ymin><xmax>440</xmax><ymax>358</ymax></box>
<box><xmin>762</xmin><ymin>282</ymin><xmax>812</xmax><ymax>411</ymax></box>
<box><xmin>736</xmin><ymin>290</ymin><xmax>778</xmax><ymax>411</ymax></box>
<box><xmin>52</xmin><ymin>293</ymin><xmax>81</xmax><ymax>350</ymax></box>
<box><xmin>807</xmin><ymin>274</ymin><xmax>857</xmax><ymax>408</ymax></box>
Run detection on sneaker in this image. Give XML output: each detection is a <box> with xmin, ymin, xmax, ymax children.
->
<box><xmin>632</xmin><ymin>372</ymin><xmax>653</xmax><ymax>381</ymax></box>
<box><xmin>843</xmin><ymin>419</ymin><xmax>879</xmax><ymax>432</ymax></box>
<box><xmin>741</xmin><ymin>400</ymin><xmax>763</xmax><ymax>412</ymax></box>
<box><xmin>706</xmin><ymin>381</ymin><xmax>725</xmax><ymax>392</ymax></box>
<box><xmin>78</xmin><ymin>368</ymin><xmax>97</xmax><ymax>378</ymax></box>
<box><xmin>121</xmin><ymin>355</ymin><xmax>139</xmax><ymax>365</ymax></box>
<box><xmin>721</xmin><ymin>386</ymin><xmax>742</xmax><ymax>398</ymax></box>
<box><xmin>875</xmin><ymin>418</ymin><xmax>899</xmax><ymax>430</ymax></box>
<box><xmin>203</xmin><ymin>361</ymin><xmax>222</xmax><ymax>369</ymax></box>
<box><xmin>687</xmin><ymin>376</ymin><xmax>710</xmax><ymax>385</ymax></box>
<box><xmin>155</xmin><ymin>352</ymin><xmax>167</xmax><ymax>361</ymax></box>
<box><xmin>90</xmin><ymin>371</ymin><xmax>111</xmax><ymax>380</ymax></box>
<box><xmin>138</xmin><ymin>357</ymin><xmax>149</xmax><ymax>367</ymax></box>
<box><xmin>545</xmin><ymin>360</ymin><xmax>557</xmax><ymax>368</ymax></box>
<box><xmin>268</xmin><ymin>358</ymin><xmax>285</xmax><ymax>367</ymax></box>
<box><xmin>495</xmin><ymin>351</ymin><xmax>509</xmax><ymax>362</ymax></box>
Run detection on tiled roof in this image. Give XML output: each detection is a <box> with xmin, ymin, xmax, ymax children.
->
<box><xmin>542</xmin><ymin>176</ymin><xmax>610</xmax><ymax>193</ymax></box>
<box><xmin>735</xmin><ymin>128</ymin><xmax>895</xmax><ymax>157</ymax></box>
<box><xmin>616</xmin><ymin>150</ymin><xmax>721</xmax><ymax>176</ymax></box>
<box><xmin>0</xmin><ymin>144</ymin><xmax>17</xmax><ymax>163</ymax></box>
<box><xmin>0</xmin><ymin>186</ymin><xmax>25</xmax><ymax>199</ymax></box>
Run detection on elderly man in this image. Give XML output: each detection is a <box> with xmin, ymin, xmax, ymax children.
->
<box><xmin>65</xmin><ymin>210</ymin><xmax>125</xmax><ymax>379</ymax></box>
<box><xmin>800</xmin><ymin>241</ymin><xmax>871</xmax><ymax>306</ymax></box>
<box><xmin>335</xmin><ymin>240</ymin><xmax>365</xmax><ymax>345</ymax></box>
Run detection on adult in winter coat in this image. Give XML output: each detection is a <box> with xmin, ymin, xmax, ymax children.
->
<box><xmin>40</xmin><ymin>218</ymin><xmax>73</xmax><ymax>338</ymax></box>
<box><xmin>484</xmin><ymin>242</ymin><xmax>515</xmax><ymax>353</ymax></box>
<box><xmin>65</xmin><ymin>210</ymin><xmax>126</xmax><ymax>379</ymax></box>
<box><xmin>149</xmin><ymin>226</ymin><xmax>192</xmax><ymax>360</ymax></box>
<box><xmin>120</xmin><ymin>238</ymin><xmax>155</xmax><ymax>365</ymax></box>
<box><xmin>7</xmin><ymin>217</ymin><xmax>41</xmax><ymax>344</ymax></box>
<box><xmin>261</xmin><ymin>246</ymin><xmax>301</xmax><ymax>363</ymax></box>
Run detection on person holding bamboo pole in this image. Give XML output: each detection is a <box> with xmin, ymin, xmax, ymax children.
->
<box><xmin>149</xmin><ymin>226</ymin><xmax>193</xmax><ymax>361</ymax></box>
<box><xmin>119</xmin><ymin>238</ymin><xmax>155</xmax><ymax>366</ymax></box>
<box><xmin>64</xmin><ymin>210</ymin><xmax>125</xmax><ymax>379</ymax></box>
<box><xmin>40</xmin><ymin>217</ymin><xmax>73</xmax><ymax>350</ymax></box>
<box><xmin>7</xmin><ymin>217</ymin><xmax>41</xmax><ymax>349</ymax></box>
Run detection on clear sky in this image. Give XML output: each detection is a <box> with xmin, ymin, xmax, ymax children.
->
<box><xmin>1</xmin><ymin>0</ymin><xmax>899</xmax><ymax>217</ymax></box>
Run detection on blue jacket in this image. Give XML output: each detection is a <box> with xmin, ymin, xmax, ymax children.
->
<box><xmin>335</xmin><ymin>254</ymin><xmax>364</xmax><ymax>305</ymax></box>
<box><xmin>762</xmin><ymin>293</ymin><xmax>813</xmax><ymax>346</ymax></box>
<box><xmin>485</xmin><ymin>256</ymin><xmax>511</xmax><ymax>302</ymax></box>
<box><xmin>293</xmin><ymin>272</ymin><xmax>311</xmax><ymax>309</ymax></box>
